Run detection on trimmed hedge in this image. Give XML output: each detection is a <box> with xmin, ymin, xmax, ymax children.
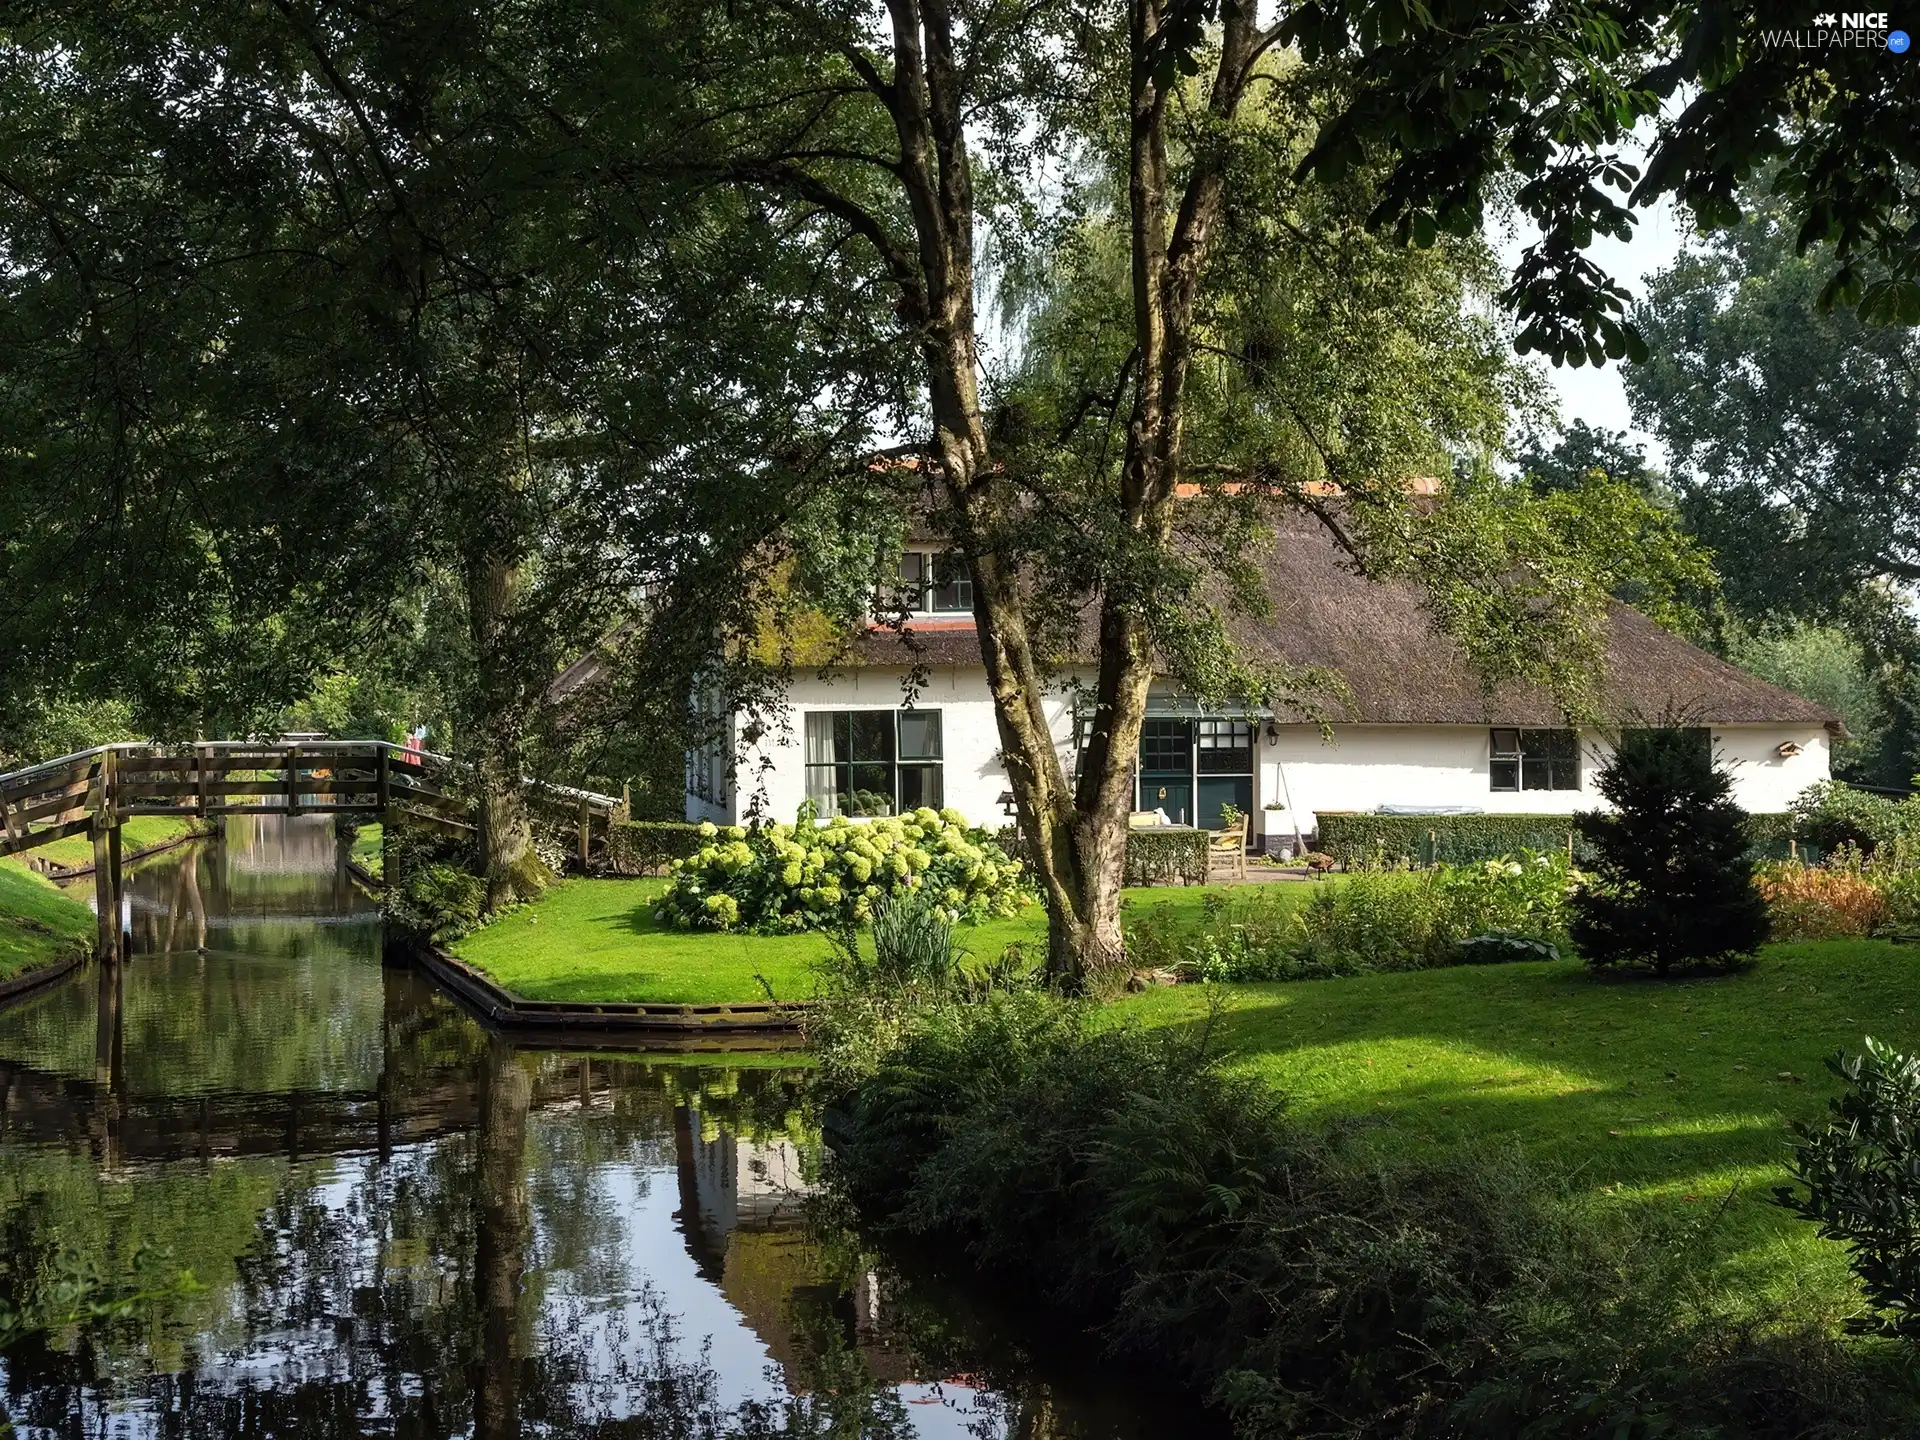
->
<box><xmin>602</xmin><ymin>820</ymin><xmax>706</xmax><ymax>876</ymax></box>
<box><xmin>1317</xmin><ymin>813</ymin><xmax>1579</xmax><ymax>869</ymax></box>
<box><xmin>995</xmin><ymin>824</ymin><xmax>1212</xmax><ymax>887</ymax></box>
<box><xmin>1317</xmin><ymin>811</ymin><xmax>1800</xmax><ymax>869</ymax></box>
<box><xmin>1123</xmin><ymin>827</ymin><xmax>1210</xmax><ymax>885</ymax></box>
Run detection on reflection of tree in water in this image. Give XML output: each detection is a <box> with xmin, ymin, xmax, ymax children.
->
<box><xmin>1</xmin><ymin>819</ymin><xmax>1176</xmax><ymax>1440</ymax></box>
<box><xmin>0</xmin><ymin>1056</ymin><xmax>935</xmax><ymax>1438</ymax></box>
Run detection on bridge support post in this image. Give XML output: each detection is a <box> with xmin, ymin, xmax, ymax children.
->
<box><xmin>577</xmin><ymin>798</ymin><xmax>591</xmax><ymax>873</ymax></box>
<box><xmin>108</xmin><ymin>821</ymin><xmax>123</xmax><ymax>946</ymax></box>
<box><xmin>91</xmin><ymin>819</ymin><xmax>116</xmax><ymax>963</ymax></box>
<box><xmin>90</xmin><ymin>749</ymin><xmax>119</xmax><ymax>963</ymax></box>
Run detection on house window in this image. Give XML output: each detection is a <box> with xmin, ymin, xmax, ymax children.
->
<box><xmin>1071</xmin><ymin>711</ymin><xmax>1096</xmax><ymax>783</ymax></box>
<box><xmin>889</xmin><ymin>551</ymin><xmax>973</xmax><ymax>615</ymax></box>
<box><xmin>1489</xmin><ymin>728</ymin><xmax>1579</xmax><ymax>792</ymax></box>
<box><xmin>1197</xmin><ymin>718</ymin><xmax>1254</xmax><ymax>774</ymax></box>
<box><xmin>1139</xmin><ymin>718</ymin><xmax>1192</xmax><ymax>775</ymax></box>
<box><xmin>804</xmin><ymin>709</ymin><xmax>943</xmax><ymax>817</ymax></box>
<box><xmin>687</xmin><ymin>687</ymin><xmax>728</xmax><ymax>804</ymax></box>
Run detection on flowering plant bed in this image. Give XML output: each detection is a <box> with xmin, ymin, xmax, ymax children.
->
<box><xmin>655</xmin><ymin>809</ymin><xmax>1029</xmax><ymax>932</ymax></box>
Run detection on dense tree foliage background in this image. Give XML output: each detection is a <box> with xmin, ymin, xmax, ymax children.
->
<box><xmin>1</xmin><ymin>0</ymin><xmax>1915</xmax><ymax>924</ymax></box>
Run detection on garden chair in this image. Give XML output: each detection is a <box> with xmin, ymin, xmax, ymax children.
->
<box><xmin>1206</xmin><ymin>812</ymin><xmax>1249</xmax><ymax>882</ymax></box>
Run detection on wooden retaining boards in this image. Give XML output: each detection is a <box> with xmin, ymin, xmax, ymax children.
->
<box><xmin>413</xmin><ymin>944</ymin><xmax>808</xmax><ymax>1040</ymax></box>
<box><xmin>0</xmin><ymin>946</ymin><xmax>87</xmax><ymax>1013</ymax></box>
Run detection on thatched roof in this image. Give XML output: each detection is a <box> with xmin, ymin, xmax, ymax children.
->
<box><xmin>850</xmin><ymin>522</ymin><xmax>1841</xmax><ymax>730</ymax></box>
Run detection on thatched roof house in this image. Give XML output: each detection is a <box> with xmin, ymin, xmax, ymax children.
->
<box><xmin>689</xmin><ymin>522</ymin><xmax>1837</xmax><ymax>843</ymax></box>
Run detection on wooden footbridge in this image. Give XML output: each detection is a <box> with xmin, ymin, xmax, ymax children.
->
<box><xmin>0</xmin><ymin>740</ymin><xmax>619</xmax><ymax>960</ymax></box>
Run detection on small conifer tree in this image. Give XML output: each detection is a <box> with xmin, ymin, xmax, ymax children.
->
<box><xmin>1572</xmin><ymin>725</ymin><xmax>1770</xmax><ymax>973</ymax></box>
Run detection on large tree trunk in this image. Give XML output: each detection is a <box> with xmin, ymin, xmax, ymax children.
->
<box><xmin>926</xmin><ymin>0</ymin><xmax>1256</xmax><ymax>988</ymax></box>
<box><xmin>764</xmin><ymin>0</ymin><xmax>1263</xmax><ymax>986</ymax></box>
<box><xmin>466</xmin><ymin>545</ymin><xmax>551</xmax><ymax>911</ymax></box>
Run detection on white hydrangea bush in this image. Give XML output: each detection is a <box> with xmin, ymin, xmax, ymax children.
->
<box><xmin>655</xmin><ymin>807</ymin><xmax>1031</xmax><ymax>932</ymax></box>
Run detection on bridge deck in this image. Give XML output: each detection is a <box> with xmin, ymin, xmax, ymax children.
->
<box><xmin>0</xmin><ymin>741</ymin><xmax>618</xmax><ymax>861</ymax></box>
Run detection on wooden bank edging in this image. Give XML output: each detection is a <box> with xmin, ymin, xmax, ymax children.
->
<box><xmin>414</xmin><ymin>943</ymin><xmax>810</xmax><ymax>1039</ymax></box>
<box><xmin>0</xmin><ymin>944</ymin><xmax>87</xmax><ymax>1012</ymax></box>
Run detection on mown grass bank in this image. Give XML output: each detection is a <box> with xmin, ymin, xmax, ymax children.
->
<box><xmin>1118</xmin><ymin>939</ymin><xmax>1920</xmax><ymax>1319</ymax></box>
<box><xmin>0</xmin><ymin>862</ymin><xmax>95</xmax><ymax>983</ymax></box>
<box><xmin>451</xmin><ymin>876</ymin><xmax>1332</xmax><ymax>1005</ymax></box>
<box><xmin>348</xmin><ymin>822</ymin><xmax>383</xmax><ymax>878</ymax></box>
<box><xmin>16</xmin><ymin>814</ymin><xmax>210</xmax><ymax>872</ymax></box>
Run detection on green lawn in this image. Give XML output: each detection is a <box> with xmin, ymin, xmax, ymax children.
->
<box><xmin>20</xmin><ymin>814</ymin><xmax>207</xmax><ymax>871</ymax></box>
<box><xmin>452</xmin><ymin>877</ymin><xmax>1327</xmax><ymax>1006</ymax></box>
<box><xmin>0</xmin><ymin>861</ymin><xmax>95</xmax><ymax>982</ymax></box>
<box><xmin>1118</xmin><ymin>941</ymin><xmax>1920</xmax><ymax>1321</ymax></box>
<box><xmin>349</xmin><ymin>822</ymin><xmax>383</xmax><ymax>878</ymax></box>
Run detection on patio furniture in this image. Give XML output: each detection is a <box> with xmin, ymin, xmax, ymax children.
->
<box><xmin>1129</xmin><ymin>809</ymin><xmax>1170</xmax><ymax>829</ymax></box>
<box><xmin>1206</xmin><ymin>813</ymin><xmax>1249</xmax><ymax>882</ymax></box>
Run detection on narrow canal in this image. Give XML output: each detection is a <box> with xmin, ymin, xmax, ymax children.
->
<box><xmin>0</xmin><ymin>817</ymin><xmax>1209</xmax><ymax>1438</ymax></box>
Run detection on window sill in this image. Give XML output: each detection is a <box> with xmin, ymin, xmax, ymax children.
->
<box><xmin>867</xmin><ymin>615</ymin><xmax>978</xmax><ymax>629</ymax></box>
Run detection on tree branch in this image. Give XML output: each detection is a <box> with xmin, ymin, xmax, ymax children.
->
<box><xmin>725</xmin><ymin>160</ymin><xmax>928</xmax><ymax>318</ymax></box>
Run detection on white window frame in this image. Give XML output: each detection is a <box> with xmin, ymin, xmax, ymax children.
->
<box><xmin>888</xmin><ymin>550</ymin><xmax>973</xmax><ymax>616</ymax></box>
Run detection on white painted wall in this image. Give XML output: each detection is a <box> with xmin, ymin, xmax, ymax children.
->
<box><xmin>709</xmin><ymin>666</ymin><xmax>1079</xmax><ymax>828</ymax></box>
<box><xmin>693</xmin><ymin>664</ymin><xmax>1833</xmax><ymax>830</ymax></box>
<box><xmin>1709</xmin><ymin>726</ymin><xmax>1833</xmax><ymax>813</ymax></box>
<box><xmin>1263</xmin><ymin>723</ymin><xmax>1830</xmax><ymax>837</ymax></box>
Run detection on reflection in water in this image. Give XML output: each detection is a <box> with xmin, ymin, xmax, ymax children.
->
<box><xmin>0</xmin><ymin>819</ymin><xmax>1209</xmax><ymax>1438</ymax></box>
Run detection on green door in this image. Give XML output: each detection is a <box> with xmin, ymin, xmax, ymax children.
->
<box><xmin>1137</xmin><ymin>719</ymin><xmax>1194</xmax><ymax>824</ymax></box>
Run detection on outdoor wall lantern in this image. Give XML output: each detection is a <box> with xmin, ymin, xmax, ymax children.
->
<box><xmin>1264</xmin><ymin>719</ymin><xmax>1281</xmax><ymax>745</ymax></box>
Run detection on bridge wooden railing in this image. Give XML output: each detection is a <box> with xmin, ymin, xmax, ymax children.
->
<box><xmin>0</xmin><ymin>741</ymin><xmax>620</xmax><ymax>958</ymax></box>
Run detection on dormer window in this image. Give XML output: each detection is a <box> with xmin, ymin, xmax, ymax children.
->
<box><xmin>893</xmin><ymin>550</ymin><xmax>973</xmax><ymax>615</ymax></box>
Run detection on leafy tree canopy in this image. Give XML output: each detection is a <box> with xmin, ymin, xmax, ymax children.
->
<box><xmin>1629</xmin><ymin>196</ymin><xmax>1920</xmax><ymax>619</ymax></box>
<box><xmin>1515</xmin><ymin>420</ymin><xmax>1664</xmax><ymax>497</ymax></box>
<box><xmin>1627</xmin><ymin>191</ymin><xmax>1920</xmax><ymax>787</ymax></box>
<box><xmin>1287</xmin><ymin>1</ymin><xmax>1920</xmax><ymax>364</ymax></box>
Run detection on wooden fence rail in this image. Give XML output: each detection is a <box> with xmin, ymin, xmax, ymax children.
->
<box><xmin>0</xmin><ymin>740</ymin><xmax>620</xmax><ymax>961</ymax></box>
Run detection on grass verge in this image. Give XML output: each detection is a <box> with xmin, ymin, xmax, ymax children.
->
<box><xmin>17</xmin><ymin>815</ymin><xmax>209</xmax><ymax>871</ymax></box>
<box><xmin>0</xmin><ymin>861</ymin><xmax>95</xmax><ymax>983</ymax></box>
<box><xmin>1118</xmin><ymin>940</ymin><xmax>1920</xmax><ymax>1321</ymax></box>
<box><xmin>349</xmin><ymin>822</ymin><xmax>383</xmax><ymax>878</ymax></box>
<box><xmin>452</xmin><ymin>877</ymin><xmax>1330</xmax><ymax>1006</ymax></box>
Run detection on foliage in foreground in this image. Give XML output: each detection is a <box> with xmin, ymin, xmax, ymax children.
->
<box><xmin>1573</xmin><ymin>727</ymin><xmax>1769</xmax><ymax>973</ymax></box>
<box><xmin>1781</xmin><ymin>1039</ymin><xmax>1920</xmax><ymax>1340</ymax></box>
<box><xmin>815</xmin><ymin>991</ymin><xmax>1917</xmax><ymax>1438</ymax></box>
<box><xmin>1127</xmin><ymin>853</ymin><xmax>1570</xmax><ymax>982</ymax></box>
<box><xmin>656</xmin><ymin>809</ymin><xmax>1028</xmax><ymax>933</ymax></box>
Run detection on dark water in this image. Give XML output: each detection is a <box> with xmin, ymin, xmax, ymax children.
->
<box><xmin>0</xmin><ymin>817</ymin><xmax>1207</xmax><ymax>1438</ymax></box>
